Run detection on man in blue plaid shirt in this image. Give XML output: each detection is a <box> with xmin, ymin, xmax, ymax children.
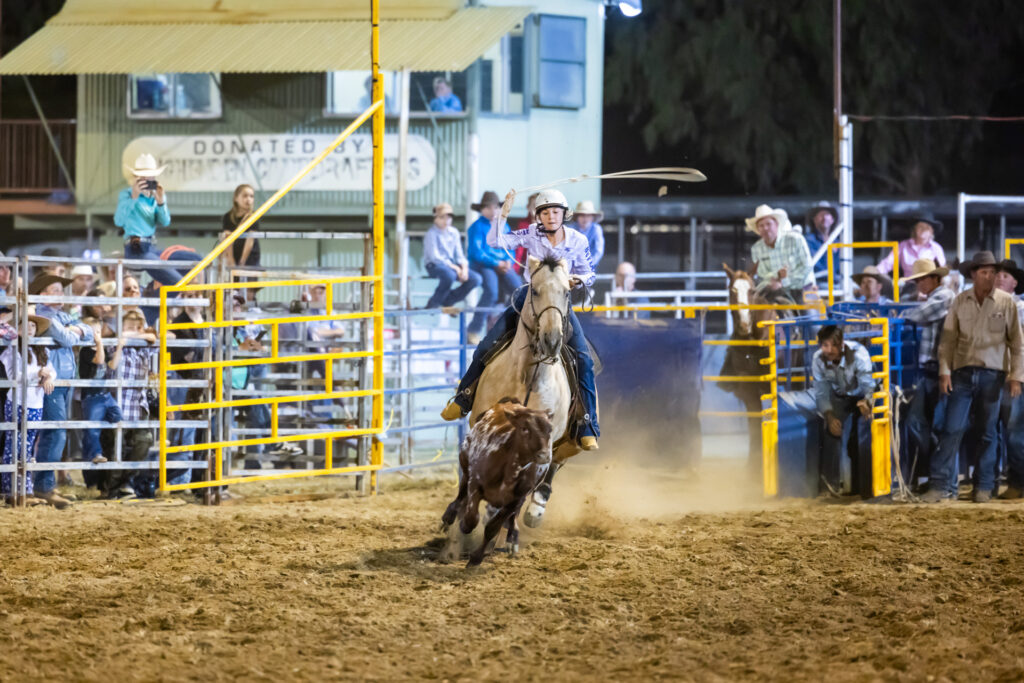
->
<box><xmin>900</xmin><ymin>258</ymin><xmax>954</xmax><ymax>487</ymax></box>
<box><xmin>105</xmin><ymin>310</ymin><xmax>156</xmax><ymax>497</ymax></box>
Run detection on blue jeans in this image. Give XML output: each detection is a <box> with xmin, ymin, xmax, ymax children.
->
<box><xmin>124</xmin><ymin>239</ymin><xmax>187</xmax><ymax>286</ymax></box>
<box><xmin>81</xmin><ymin>393</ymin><xmax>122</xmax><ymax>460</ymax></box>
<box><xmin>930</xmin><ymin>367</ymin><xmax>1005</xmax><ymax>495</ymax></box>
<box><xmin>468</xmin><ymin>264</ymin><xmax>523</xmax><ymax>335</ymax></box>
<box><xmin>165</xmin><ymin>377</ymin><xmax>196</xmax><ymax>486</ymax></box>
<box><xmin>821</xmin><ymin>395</ymin><xmax>872</xmax><ymax>495</ymax></box>
<box><xmin>1003</xmin><ymin>391</ymin><xmax>1024</xmax><ymax>488</ymax></box>
<box><xmin>424</xmin><ymin>262</ymin><xmax>481</xmax><ymax>309</ymax></box>
<box><xmin>453</xmin><ymin>286</ymin><xmax>599</xmax><ymax>439</ymax></box>
<box><xmin>905</xmin><ymin>370</ymin><xmax>946</xmax><ymax>485</ymax></box>
<box><xmin>35</xmin><ymin>386</ymin><xmax>70</xmax><ymax>493</ymax></box>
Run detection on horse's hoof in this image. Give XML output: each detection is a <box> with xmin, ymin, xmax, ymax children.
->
<box><xmin>466</xmin><ymin>555</ymin><xmax>484</xmax><ymax>568</ymax></box>
<box><xmin>508</xmin><ymin>542</ymin><xmax>519</xmax><ymax>557</ymax></box>
<box><xmin>523</xmin><ymin>489</ymin><xmax>548</xmax><ymax>528</ymax></box>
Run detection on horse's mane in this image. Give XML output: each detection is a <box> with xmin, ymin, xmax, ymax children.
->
<box><xmin>535</xmin><ymin>255</ymin><xmax>563</xmax><ymax>273</ymax></box>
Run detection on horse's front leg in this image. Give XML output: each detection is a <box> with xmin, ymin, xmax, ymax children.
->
<box><xmin>468</xmin><ymin>502</ymin><xmax>518</xmax><ymax>567</ymax></box>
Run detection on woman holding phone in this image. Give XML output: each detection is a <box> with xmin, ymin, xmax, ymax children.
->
<box><xmin>114</xmin><ymin>153</ymin><xmax>188</xmax><ymax>286</ymax></box>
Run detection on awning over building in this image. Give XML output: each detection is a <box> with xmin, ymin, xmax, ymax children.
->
<box><xmin>0</xmin><ymin>0</ymin><xmax>532</xmax><ymax>74</ymax></box>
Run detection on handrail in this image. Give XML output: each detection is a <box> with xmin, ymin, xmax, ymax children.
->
<box><xmin>177</xmin><ymin>98</ymin><xmax>384</xmax><ymax>287</ymax></box>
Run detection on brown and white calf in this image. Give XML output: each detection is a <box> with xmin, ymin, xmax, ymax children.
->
<box><xmin>441</xmin><ymin>397</ymin><xmax>553</xmax><ymax>567</ymax></box>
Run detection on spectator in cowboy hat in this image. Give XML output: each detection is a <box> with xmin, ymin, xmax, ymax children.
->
<box><xmin>803</xmin><ymin>201</ymin><xmax>840</xmax><ymax>287</ymax></box>
<box><xmin>747</xmin><ymin>204</ymin><xmax>814</xmax><ymax>305</ymax></box>
<box><xmin>29</xmin><ymin>272</ymin><xmax>95</xmax><ymax>508</ymax></box>
<box><xmin>422</xmin><ymin>202</ymin><xmax>480</xmax><ymax>313</ymax></box>
<box><xmin>993</xmin><ymin>258</ymin><xmax>1024</xmax><ymax>499</ymax></box>
<box><xmin>922</xmin><ymin>250</ymin><xmax>1024</xmax><ymax>503</ymax></box>
<box><xmin>852</xmin><ymin>266</ymin><xmax>893</xmax><ymax>305</ymax></box>
<box><xmin>115</xmin><ymin>152</ymin><xmax>189</xmax><ymax>287</ymax></box>
<box><xmin>877</xmin><ymin>213</ymin><xmax>947</xmax><ymax>277</ymax></box>
<box><xmin>572</xmin><ymin>200</ymin><xmax>606</xmax><ymax>270</ymax></box>
<box><xmin>465</xmin><ymin>191</ymin><xmax>523</xmax><ymax>344</ymax></box>
<box><xmin>899</xmin><ymin>258</ymin><xmax>954</xmax><ymax>488</ymax></box>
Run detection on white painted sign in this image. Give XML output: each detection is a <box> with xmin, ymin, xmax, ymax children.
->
<box><xmin>122</xmin><ymin>133</ymin><xmax>436</xmax><ymax>192</ymax></box>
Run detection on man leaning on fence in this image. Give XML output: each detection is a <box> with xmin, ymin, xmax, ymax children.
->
<box><xmin>899</xmin><ymin>258</ymin><xmax>954</xmax><ymax>488</ymax></box>
<box><xmin>31</xmin><ymin>272</ymin><xmax>94</xmax><ymax>509</ymax></box>
<box><xmin>922</xmin><ymin>251</ymin><xmax>1024</xmax><ymax>504</ymax></box>
<box><xmin>812</xmin><ymin>325</ymin><xmax>875</xmax><ymax>497</ymax></box>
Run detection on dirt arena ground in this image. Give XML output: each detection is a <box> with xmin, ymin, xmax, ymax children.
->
<box><xmin>2</xmin><ymin>460</ymin><xmax>1024</xmax><ymax>682</ymax></box>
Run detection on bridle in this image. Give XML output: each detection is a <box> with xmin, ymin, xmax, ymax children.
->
<box><xmin>519</xmin><ymin>260</ymin><xmax>571</xmax><ymax>404</ymax></box>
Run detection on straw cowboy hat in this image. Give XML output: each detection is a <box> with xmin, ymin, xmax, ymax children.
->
<box><xmin>28</xmin><ymin>272</ymin><xmax>72</xmax><ymax>295</ymax></box>
<box><xmin>996</xmin><ymin>259</ymin><xmax>1024</xmax><ymax>294</ymax></box>
<box><xmin>958</xmin><ymin>251</ymin><xmax>998</xmax><ymax>278</ymax></box>
<box><xmin>744</xmin><ymin>204</ymin><xmax>791</xmax><ymax>234</ymax></box>
<box><xmin>26</xmin><ymin>306</ymin><xmax>51</xmax><ymax>336</ymax></box>
<box><xmin>901</xmin><ymin>258</ymin><xmax>950</xmax><ymax>282</ymax></box>
<box><xmin>573</xmin><ymin>200</ymin><xmax>604</xmax><ymax>221</ymax></box>
<box><xmin>851</xmin><ymin>265</ymin><xmax>894</xmax><ymax>298</ymax></box>
<box><xmin>124</xmin><ymin>153</ymin><xmax>166</xmax><ymax>178</ymax></box>
<box><xmin>70</xmin><ymin>264</ymin><xmax>94</xmax><ymax>279</ymax></box>
<box><xmin>433</xmin><ymin>202</ymin><xmax>455</xmax><ymax>217</ymax></box>
<box><xmin>470</xmin><ymin>191</ymin><xmax>501</xmax><ymax>212</ymax></box>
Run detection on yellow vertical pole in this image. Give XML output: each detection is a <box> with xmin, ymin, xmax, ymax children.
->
<box><xmin>158</xmin><ymin>286</ymin><xmax>169</xmax><ymax>491</ymax></box>
<box><xmin>760</xmin><ymin>323</ymin><xmax>779</xmax><ymax>497</ymax></box>
<box><xmin>827</xmin><ymin>247</ymin><xmax>835</xmax><ymax>306</ymax></box>
<box><xmin>370</xmin><ymin>0</ymin><xmax>385</xmax><ymax>494</ymax></box>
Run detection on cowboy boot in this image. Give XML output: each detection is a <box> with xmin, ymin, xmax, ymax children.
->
<box><xmin>580</xmin><ymin>436</ymin><xmax>599</xmax><ymax>451</ymax></box>
<box><xmin>440</xmin><ymin>399</ymin><xmax>465</xmax><ymax>421</ymax></box>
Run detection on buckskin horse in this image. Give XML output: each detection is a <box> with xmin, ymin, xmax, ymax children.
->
<box><xmin>441</xmin><ymin>397</ymin><xmax>553</xmax><ymax>567</ymax></box>
<box><xmin>467</xmin><ymin>255</ymin><xmax>584</xmax><ymax>528</ymax></box>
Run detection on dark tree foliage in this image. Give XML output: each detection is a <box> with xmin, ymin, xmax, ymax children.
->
<box><xmin>605</xmin><ymin>0</ymin><xmax>1024</xmax><ymax>196</ymax></box>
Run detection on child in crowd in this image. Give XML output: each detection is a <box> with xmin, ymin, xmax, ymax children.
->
<box><xmin>78</xmin><ymin>318</ymin><xmax>122</xmax><ymax>486</ymax></box>
<box><xmin>1</xmin><ymin>311</ymin><xmax>56</xmax><ymax>503</ymax></box>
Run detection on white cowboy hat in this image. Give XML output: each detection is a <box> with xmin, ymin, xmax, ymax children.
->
<box><xmin>573</xmin><ymin>200</ymin><xmax>604</xmax><ymax>221</ymax></box>
<box><xmin>124</xmin><ymin>153</ymin><xmax>166</xmax><ymax>178</ymax></box>
<box><xmin>70</xmin><ymin>265</ymin><xmax>94</xmax><ymax>278</ymax></box>
<box><xmin>744</xmin><ymin>204</ymin><xmax>791</xmax><ymax>234</ymax></box>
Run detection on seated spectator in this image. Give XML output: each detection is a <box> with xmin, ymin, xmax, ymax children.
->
<box><xmin>899</xmin><ymin>259</ymin><xmax>954</xmax><ymax>488</ymax></box>
<box><xmin>995</xmin><ymin>259</ymin><xmax>1024</xmax><ymax>499</ymax></box>
<box><xmin>1</xmin><ymin>310</ymin><xmax>55</xmax><ymax>505</ymax></box>
<box><xmin>429</xmin><ymin>77</ymin><xmax>463</xmax><ymax>113</ymax></box>
<box><xmin>103</xmin><ymin>310</ymin><xmax>157</xmax><ymax>499</ymax></box>
<box><xmin>221</xmin><ymin>184</ymin><xmax>262</xmax><ymax>282</ymax></box>
<box><xmin>466</xmin><ymin>191</ymin><xmax>523</xmax><ymax>344</ymax></box>
<box><xmin>31</xmin><ymin>272</ymin><xmax>94</xmax><ymax>509</ymax></box>
<box><xmin>877</xmin><ymin>214</ymin><xmax>946</xmax><ymax>276</ymax></box>
<box><xmin>852</xmin><ymin>266</ymin><xmax>894</xmax><ymax>306</ymax></box>
<box><xmin>423</xmin><ymin>202</ymin><xmax>481</xmax><ymax>313</ymax></box>
<box><xmin>803</xmin><ymin>201</ymin><xmax>840</xmax><ymax>287</ymax></box>
<box><xmin>747</xmin><ymin>204</ymin><xmax>814</xmax><ymax>305</ymax></box>
<box><xmin>78</xmin><ymin>318</ymin><xmax>121</xmax><ymax>486</ymax></box>
<box><xmin>572</xmin><ymin>201</ymin><xmax>605</xmax><ymax>271</ymax></box>
<box><xmin>611</xmin><ymin>261</ymin><xmax>650</xmax><ymax>320</ymax></box>
<box><xmin>812</xmin><ymin>325</ymin><xmax>875</xmax><ymax>497</ymax></box>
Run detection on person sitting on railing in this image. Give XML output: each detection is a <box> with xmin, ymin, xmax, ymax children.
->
<box><xmin>898</xmin><ymin>258</ymin><xmax>954</xmax><ymax>490</ymax></box>
<box><xmin>611</xmin><ymin>261</ymin><xmax>650</xmax><ymax>320</ymax></box>
<box><xmin>572</xmin><ymin>201</ymin><xmax>605</xmax><ymax>271</ymax></box>
<box><xmin>102</xmin><ymin>310</ymin><xmax>156</xmax><ymax>499</ymax></box>
<box><xmin>812</xmin><ymin>325</ymin><xmax>875</xmax><ymax>497</ymax></box>
<box><xmin>466</xmin><ymin>191</ymin><xmax>523</xmax><ymax>344</ymax></box>
<box><xmin>423</xmin><ymin>202</ymin><xmax>481</xmax><ymax>314</ymax></box>
<box><xmin>747</xmin><ymin>204</ymin><xmax>814</xmax><ymax>305</ymax></box>
<box><xmin>30</xmin><ymin>272</ymin><xmax>94</xmax><ymax>509</ymax></box>
<box><xmin>876</xmin><ymin>214</ymin><xmax>947</xmax><ymax>277</ymax></box>
<box><xmin>221</xmin><ymin>184</ymin><xmax>262</xmax><ymax>301</ymax></box>
<box><xmin>1</xmin><ymin>309</ymin><xmax>55</xmax><ymax>507</ymax></box>
<box><xmin>994</xmin><ymin>259</ymin><xmax>1024</xmax><ymax>500</ymax></box>
<box><xmin>115</xmin><ymin>153</ymin><xmax>188</xmax><ymax>287</ymax></box>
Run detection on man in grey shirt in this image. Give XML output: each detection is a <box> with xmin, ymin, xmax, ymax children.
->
<box><xmin>922</xmin><ymin>251</ymin><xmax>1024</xmax><ymax>503</ymax></box>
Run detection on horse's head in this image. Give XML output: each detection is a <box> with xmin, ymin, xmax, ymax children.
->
<box><xmin>524</xmin><ymin>255</ymin><xmax>571</xmax><ymax>360</ymax></box>
<box><xmin>724</xmin><ymin>262</ymin><xmax>756</xmax><ymax>337</ymax></box>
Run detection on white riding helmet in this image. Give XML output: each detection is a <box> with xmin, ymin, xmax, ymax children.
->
<box><xmin>534</xmin><ymin>189</ymin><xmax>573</xmax><ymax>222</ymax></box>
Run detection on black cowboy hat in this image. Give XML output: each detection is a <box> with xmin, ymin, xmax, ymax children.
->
<box><xmin>470</xmin><ymin>191</ymin><xmax>501</xmax><ymax>212</ymax></box>
<box><xmin>957</xmin><ymin>250</ymin><xmax>999</xmax><ymax>278</ymax></box>
<box><xmin>907</xmin><ymin>212</ymin><xmax>944</xmax><ymax>235</ymax></box>
<box><xmin>28</xmin><ymin>272</ymin><xmax>72</xmax><ymax>295</ymax></box>
<box><xmin>805</xmin><ymin>200</ymin><xmax>838</xmax><ymax>226</ymax></box>
<box><xmin>996</xmin><ymin>259</ymin><xmax>1024</xmax><ymax>294</ymax></box>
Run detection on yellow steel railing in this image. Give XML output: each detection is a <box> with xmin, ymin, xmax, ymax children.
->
<box><xmin>157</xmin><ymin>0</ymin><xmax>386</xmax><ymax>493</ymax></box>
<box><xmin>1005</xmin><ymin>238</ymin><xmax>1024</xmax><ymax>260</ymax></box>
<box><xmin>827</xmin><ymin>241</ymin><xmax>900</xmax><ymax>306</ymax></box>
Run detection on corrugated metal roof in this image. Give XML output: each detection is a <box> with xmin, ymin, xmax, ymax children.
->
<box><xmin>54</xmin><ymin>0</ymin><xmax>465</xmax><ymax>23</ymax></box>
<box><xmin>0</xmin><ymin>5</ymin><xmax>532</xmax><ymax>75</ymax></box>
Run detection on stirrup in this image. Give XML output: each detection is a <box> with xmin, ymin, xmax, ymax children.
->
<box><xmin>440</xmin><ymin>398</ymin><xmax>466</xmax><ymax>421</ymax></box>
<box><xmin>579</xmin><ymin>436</ymin><xmax>599</xmax><ymax>451</ymax></box>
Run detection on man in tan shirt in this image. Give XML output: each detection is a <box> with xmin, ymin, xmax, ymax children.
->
<box><xmin>922</xmin><ymin>251</ymin><xmax>1024</xmax><ymax>503</ymax></box>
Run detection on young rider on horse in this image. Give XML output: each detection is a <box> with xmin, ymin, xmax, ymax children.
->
<box><xmin>440</xmin><ymin>189</ymin><xmax>600</xmax><ymax>451</ymax></box>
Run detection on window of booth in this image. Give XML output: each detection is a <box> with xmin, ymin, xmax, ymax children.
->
<box><xmin>325</xmin><ymin>70</ymin><xmax>468</xmax><ymax>117</ymax></box>
<box><xmin>480</xmin><ymin>23</ymin><xmax>527</xmax><ymax>115</ymax></box>
<box><xmin>128</xmin><ymin>73</ymin><xmax>222</xmax><ymax>119</ymax></box>
<box><xmin>535</xmin><ymin>14</ymin><xmax>586</xmax><ymax>110</ymax></box>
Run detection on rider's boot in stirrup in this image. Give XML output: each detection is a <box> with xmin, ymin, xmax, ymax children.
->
<box><xmin>580</xmin><ymin>436</ymin><xmax>599</xmax><ymax>451</ymax></box>
<box><xmin>440</xmin><ymin>398</ymin><xmax>466</xmax><ymax>421</ymax></box>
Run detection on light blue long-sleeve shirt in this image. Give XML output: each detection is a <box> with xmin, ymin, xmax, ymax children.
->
<box><xmin>423</xmin><ymin>225</ymin><xmax>466</xmax><ymax>269</ymax></box>
<box><xmin>811</xmin><ymin>340</ymin><xmax>875</xmax><ymax>415</ymax></box>
<box><xmin>575</xmin><ymin>222</ymin><xmax>605</xmax><ymax>269</ymax></box>
<box><xmin>113</xmin><ymin>187</ymin><xmax>170</xmax><ymax>238</ymax></box>
<box><xmin>36</xmin><ymin>305</ymin><xmax>94</xmax><ymax>380</ymax></box>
